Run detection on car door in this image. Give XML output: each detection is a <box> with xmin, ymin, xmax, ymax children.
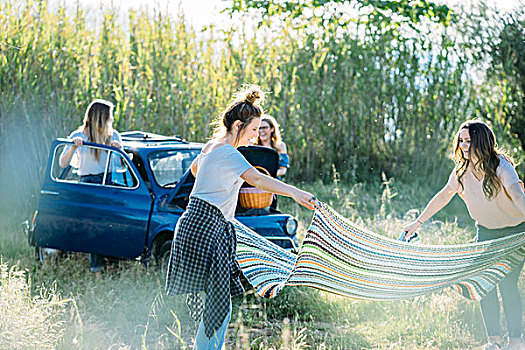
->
<box><xmin>35</xmin><ymin>140</ymin><xmax>152</xmax><ymax>258</ymax></box>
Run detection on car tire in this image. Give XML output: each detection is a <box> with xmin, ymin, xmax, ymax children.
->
<box><xmin>153</xmin><ymin>239</ymin><xmax>172</xmax><ymax>273</ymax></box>
<box><xmin>35</xmin><ymin>245</ymin><xmax>61</xmax><ymax>267</ymax></box>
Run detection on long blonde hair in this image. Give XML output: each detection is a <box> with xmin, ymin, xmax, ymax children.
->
<box><xmin>212</xmin><ymin>85</ymin><xmax>265</xmax><ymax>146</ymax></box>
<box><xmin>255</xmin><ymin>114</ymin><xmax>283</xmax><ymax>152</ymax></box>
<box><xmin>453</xmin><ymin>120</ymin><xmax>513</xmax><ymax>199</ymax></box>
<box><xmin>80</xmin><ymin>99</ymin><xmax>115</xmax><ymax>161</ymax></box>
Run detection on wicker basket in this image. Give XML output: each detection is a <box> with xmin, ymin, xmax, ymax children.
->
<box><xmin>238</xmin><ymin>166</ymin><xmax>273</xmax><ymax>209</ymax></box>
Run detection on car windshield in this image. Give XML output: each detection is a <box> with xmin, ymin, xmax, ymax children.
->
<box><xmin>148</xmin><ymin>149</ymin><xmax>201</xmax><ymax>188</ymax></box>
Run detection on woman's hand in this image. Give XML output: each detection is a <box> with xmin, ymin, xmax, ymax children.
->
<box><xmin>110</xmin><ymin>141</ymin><xmax>121</xmax><ymax>148</ymax></box>
<box><xmin>400</xmin><ymin>184</ymin><xmax>456</xmax><ymax>239</ymax></box>
<box><xmin>72</xmin><ymin>137</ymin><xmax>83</xmax><ymax>147</ymax></box>
<box><xmin>402</xmin><ymin>221</ymin><xmax>421</xmax><ymax>238</ymax></box>
<box><xmin>292</xmin><ymin>189</ymin><xmax>318</xmax><ymax>210</ymax></box>
<box><xmin>60</xmin><ymin>138</ymin><xmax>82</xmax><ymax>168</ymax></box>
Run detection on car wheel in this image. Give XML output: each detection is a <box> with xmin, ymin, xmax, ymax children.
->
<box><xmin>35</xmin><ymin>245</ymin><xmax>61</xmax><ymax>267</ymax></box>
<box><xmin>154</xmin><ymin>239</ymin><xmax>172</xmax><ymax>273</ymax></box>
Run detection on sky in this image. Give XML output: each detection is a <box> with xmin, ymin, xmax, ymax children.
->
<box><xmin>48</xmin><ymin>0</ymin><xmax>524</xmax><ymax>32</ymax></box>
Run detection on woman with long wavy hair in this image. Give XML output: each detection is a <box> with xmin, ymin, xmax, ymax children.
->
<box><xmin>403</xmin><ymin>120</ymin><xmax>525</xmax><ymax>350</ymax></box>
<box><xmin>59</xmin><ymin>99</ymin><xmax>122</xmax><ymax>279</ymax></box>
<box><xmin>254</xmin><ymin>114</ymin><xmax>289</xmax><ymax>179</ymax></box>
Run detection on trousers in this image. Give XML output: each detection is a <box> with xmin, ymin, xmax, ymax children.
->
<box><xmin>478</xmin><ymin>221</ymin><xmax>525</xmax><ymax>338</ymax></box>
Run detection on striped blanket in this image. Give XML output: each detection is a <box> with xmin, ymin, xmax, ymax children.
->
<box><xmin>234</xmin><ymin>202</ymin><xmax>525</xmax><ymax>301</ymax></box>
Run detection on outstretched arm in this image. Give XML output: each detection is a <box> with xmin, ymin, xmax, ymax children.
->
<box><xmin>241</xmin><ymin>167</ymin><xmax>317</xmax><ymax>210</ymax></box>
<box><xmin>403</xmin><ymin>184</ymin><xmax>457</xmax><ymax>235</ymax></box>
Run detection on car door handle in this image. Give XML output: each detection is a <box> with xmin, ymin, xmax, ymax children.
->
<box><xmin>41</xmin><ymin>190</ymin><xmax>59</xmax><ymax>196</ymax></box>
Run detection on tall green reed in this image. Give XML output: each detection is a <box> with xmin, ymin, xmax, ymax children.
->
<box><xmin>0</xmin><ymin>0</ymin><xmax>518</xmax><ymax>221</ymax></box>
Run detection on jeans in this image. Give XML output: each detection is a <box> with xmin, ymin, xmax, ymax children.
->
<box><xmin>194</xmin><ymin>299</ymin><xmax>232</xmax><ymax>350</ymax></box>
<box><xmin>89</xmin><ymin>253</ymin><xmax>104</xmax><ymax>273</ymax></box>
<box><xmin>81</xmin><ymin>173</ymin><xmax>105</xmax><ymax>273</ymax></box>
<box><xmin>478</xmin><ymin>221</ymin><xmax>525</xmax><ymax>338</ymax></box>
<box><xmin>80</xmin><ymin>173</ymin><xmax>104</xmax><ymax>184</ymax></box>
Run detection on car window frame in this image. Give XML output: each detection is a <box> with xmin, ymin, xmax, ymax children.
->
<box><xmin>146</xmin><ymin>148</ymin><xmax>201</xmax><ymax>189</ymax></box>
<box><xmin>51</xmin><ymin>140</ymin><xmax>141</xmax><ymax>190</ymax></box>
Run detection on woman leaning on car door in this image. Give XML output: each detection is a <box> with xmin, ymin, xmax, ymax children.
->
<box><xmin>59</xmin><ymin>99</ymin><xmax>121</xmax><ymax>280</ymax></box>
<box><xmin>165</xmin><ymin>85</ymin><xmax>319</xmax><ymax>350</ymax></box>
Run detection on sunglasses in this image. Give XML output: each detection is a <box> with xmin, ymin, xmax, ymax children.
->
<box><xmin>259</xmin><ymin>126</ymin><xmax>271</xmax><ymax>131</ymax></box>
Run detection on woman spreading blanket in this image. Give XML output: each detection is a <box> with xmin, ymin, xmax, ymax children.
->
<box><xmin>403</xmin><ymin>120</ymin><xmax>525</xmax><ymax>350</ymax></box>
<box><xmin>165</xmin><ymin>85</ymin><xmax>317</xmax><ymax>350</ymax></box>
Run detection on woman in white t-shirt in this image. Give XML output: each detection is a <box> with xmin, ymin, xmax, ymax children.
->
<box><xmin>59</xmin><ymin>99</ymin><xmax>121</xmax><ymax>278</ymax></box>
<box><xmin>166</xmin><ymin>85</ymin><xmax>318</xmax><ymax>350</ymax></box>
<box><xmin>403</xmin><ymin>120</ymin><xmax>525</xmax><ymax>350</ymax></box>
<box><xmin>60</xmin><ymin>99</ymin><xmax>122</xmax><ymax>182</ymax></box>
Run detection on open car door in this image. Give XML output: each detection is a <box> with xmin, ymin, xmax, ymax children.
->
<box><xmin>34</xmin><ymin>140</ymin><xmax>152</xmax><ymax>258</ymax></box>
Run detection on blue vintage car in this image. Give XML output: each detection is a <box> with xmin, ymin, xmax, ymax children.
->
<box><xmin>25</xmin><ymin>131</ymin><xmax>299</xmax><ymax>267</ymax></box>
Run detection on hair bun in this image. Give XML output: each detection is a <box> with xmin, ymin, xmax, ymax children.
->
<box><xmin>234</xmin><ymin>84</ymin><xmax>265</xmax><ymax>105</ymax></box>
<box><xmin>245</xmin><ymin>90</ymin><xmax>261</xmax><ymax>104</ymax></box>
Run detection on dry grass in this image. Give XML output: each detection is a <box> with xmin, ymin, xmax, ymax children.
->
<box><xmin>0</xmin><ymin>262</ymin><xmax>74</xmax><ymax>349</ymax></box>
<box><xmin>0</xmin><ymin>176</ymin><xmax>492</xmax><ymax>349</ymax></box>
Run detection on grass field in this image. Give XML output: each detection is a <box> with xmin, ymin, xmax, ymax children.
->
<box><xmin>1</xmin><ymin>179</ymin><xmax>517</xmax><ymax>349</ymax></box>
<box><xmin>1</xmin><ymin>0</ymin><xmax>524</xmax><ymax>348</ymax></box>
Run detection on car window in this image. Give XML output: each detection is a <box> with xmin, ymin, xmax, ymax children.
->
<box><xmin>148</xmin><ymin>149</ymin><xmax>200</xmax><ymax>188</ymax></box>
<box><xmin>51</xmin><ymin>143</ymin><xmax>138</xmax><ymax>188</ymax></box>
<box><xmin>127</xmin><ymin>150</ymin><xmax>150</xmax><ymax>184</ymax></box>
<box><xmin>105</xmin><ymin>152</ymin><xmax>138</xmax><ymax>188</ymax></box>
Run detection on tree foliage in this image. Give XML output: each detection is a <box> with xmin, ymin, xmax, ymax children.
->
<box><xmin>0</xmin><ymin>0</ymin><xmax>522</xmax><ymax>222</ymax></box>
<box><xmin>489</xmin><ymin>12</ymin><xmax>525</xmax><ymax>177</ymax></box>
<box><xmin>227</xmin><ymin>0</ymin><xmax>455</xmax><ymax>32</ymax></box>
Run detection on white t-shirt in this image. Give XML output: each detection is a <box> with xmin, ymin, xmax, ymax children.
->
<box><xmin>447</xmin><ymin>155</ymin><xmax>525</xmax><ymax>229</ymax></box>
<box><xmin>63</xmin><ymin>130</ymin><xmax>122</xmax><ymax>176</ymax></box>
<box><xmin>190</xmin><ymin>144</ymin><xmax>253</xmax><ymax>221</ymax></box>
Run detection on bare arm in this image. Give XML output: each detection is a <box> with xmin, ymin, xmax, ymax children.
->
<box><xmin>190</xmin><ymin>158</ymin><xmax>198</xmax><ymax>177</ymax></box>
<box><xmin>59</xmin><ymin>138</ymin><xmax>83</xmax><ymax>168</ymax></box>
<box><xmin>276</xmin><ymin>143</ymin><xmax>288</xmax><ymax>177</ymax></box>
<box><xmin>403</xmin><ymin>184</ymin><xmax>457</xmax><ymax>235</ymax></box>
<box><xmin>507</xmin><ymin>182</ymin><xmax>525</xmax><ymax>217</ymax></box>
<box><xmin>241</xmin><ymin>167</ymin><xmax>316</xmax><ymax>210</ymax></box>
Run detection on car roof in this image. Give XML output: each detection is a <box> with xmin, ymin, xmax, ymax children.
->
<box><xmin>121</xmin><ymin>131</ymin><xmax>203</xmax><ymax>150</ymax></box>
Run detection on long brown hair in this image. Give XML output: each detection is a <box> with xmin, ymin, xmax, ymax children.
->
<box><xmin>212</xmin><ymin>85</ymin><xmax>265</xmax><ymax>147</ymax></box>
<box><xmin>80</xmin><ymin>99</ymin><xmax>114</xmax><ymax>161</ymax></box>
<box><xmin>453</xmin><ymin>120</ymin><xmax>512</xmax><ymax>199</ymax></box>
<box><xmin>254</xmin><ymin>114</ymin><xmax>284</xmax><ymax>152</ymax></box>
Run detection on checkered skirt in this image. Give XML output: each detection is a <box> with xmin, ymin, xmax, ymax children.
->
<box><xmin>165</xmin><ymin>196</ymin><xmax>243</xmax><ymax>338</ymax></box>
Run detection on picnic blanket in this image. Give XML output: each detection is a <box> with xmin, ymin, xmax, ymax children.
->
<box><xmin>234</xmin><ymin>202</ymin><xmax>525</xmax><ymax>301</ymax></box>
